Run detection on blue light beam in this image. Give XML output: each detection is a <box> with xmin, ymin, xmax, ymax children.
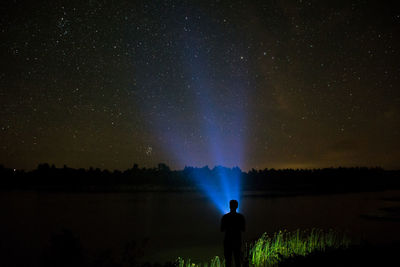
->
<box><xmin>186</xmin><ymin>166</ymin><xmax>242</xmax><ymax>214</ymax></box>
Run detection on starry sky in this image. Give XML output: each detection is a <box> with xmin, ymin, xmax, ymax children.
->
<box><xmin>1</xmin><ymin>0</ymin><xmax>399</xmax><ymax>171</ymax></box>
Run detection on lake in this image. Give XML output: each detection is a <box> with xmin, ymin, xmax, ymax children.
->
<box><xmin>1</xmin><ymin>190</ymin><xmax>400</xmax><ymax>266</ymax></box>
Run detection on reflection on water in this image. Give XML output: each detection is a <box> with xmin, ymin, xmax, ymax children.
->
<box><xmin>1</xmin><ymin>190</ymin><xmax>400</xmax><ymax>266</ymax></box>
<box><xmin>360</xmin><ymin>198</ymin><xmax>400</xmax><ymax>222</ymax></box>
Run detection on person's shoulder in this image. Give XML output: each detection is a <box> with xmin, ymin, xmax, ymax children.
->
<box><xmin>237</xmin><ymin>213</ymin><xmax>245</xmax><ymax>219</ymax></box>
<box><xmin>222</xmin><ymin>212</ymin><xmax>234</xmax><ymax>219</ymax></box>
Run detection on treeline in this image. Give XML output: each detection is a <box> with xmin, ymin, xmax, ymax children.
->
<box><xmin>245</xmin><ymin>167</ymin><xmax>400</xmax><ymax>193</ymax></box>
<box><xmin>0</xmin><ymin>163</ymin><xmax>399</xmax><ymax>193</ymax></box>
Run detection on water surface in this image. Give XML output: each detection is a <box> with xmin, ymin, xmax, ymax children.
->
<box><xmin>1</xmin><ymin>190</ymin><xmax>400</xmax><ymax>266</ymax></box>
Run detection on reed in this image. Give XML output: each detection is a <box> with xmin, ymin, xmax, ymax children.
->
<box><xmin>249</xmin><ymin>228</ymin><xmax>350</xmax><ymax>266</ymax></box>
<box><xmin>177</xmin><ymin>228</ymin><xmax>350</xmax><ymax>267</ymax></box>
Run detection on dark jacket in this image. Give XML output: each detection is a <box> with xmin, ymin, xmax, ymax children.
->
<box><xmin>221</xmin><ymin>212</ymin><xmax>245</xmax><ymax>245</ymax></box>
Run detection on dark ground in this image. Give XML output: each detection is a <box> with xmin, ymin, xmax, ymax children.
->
<box><xmin>279</xmin><ymin>242</ymin><xmax>400</xmax><ymax>267</ymax></box>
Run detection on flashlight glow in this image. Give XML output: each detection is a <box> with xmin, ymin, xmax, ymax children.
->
<box><xmin>186</xmin><ymin>166</ymin><xmax>242</xmax><ymax>214</ymax></box>
<box><xmin>136</xmin><ymin>15</ymin><xmax>248</xmax><ymax>214</ymax></box>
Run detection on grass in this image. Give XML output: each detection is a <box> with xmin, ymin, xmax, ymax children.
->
<box><xmin>177</xmin><ymin>228</ymin><xmax>351</xmax><ymax>267</ymax></box>
<box><xmin>248</xmin><ymin>228</ymin><xmax>351</xmax><ymax>266</ymax></box>
<box><xmin>177</xmin><ymin>256</ymin><xmax>224</xmax><ymax>267</ymax></box>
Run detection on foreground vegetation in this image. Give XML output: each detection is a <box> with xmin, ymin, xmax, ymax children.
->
<box><xmin>178</xmin><ymin>229</ymin><xmax>351</xmax><ymax>267</ymax></box>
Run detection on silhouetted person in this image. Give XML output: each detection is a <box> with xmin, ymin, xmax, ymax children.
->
<box><xmin>221</xmin><ymin>200</ymin><xmax>245</xmax><ymax>267</ymax></box>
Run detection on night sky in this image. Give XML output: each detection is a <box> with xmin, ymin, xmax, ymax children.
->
<box><xmin>1</xmin><ymin>0</ymin><xmax>399</xmax><ymax>171</ymax></box>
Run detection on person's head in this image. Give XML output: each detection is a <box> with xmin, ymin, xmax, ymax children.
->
<box><xmin>229</xmin><ymin>200</ymin><xmax>238</xmax><ymax>213</ymax></box>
